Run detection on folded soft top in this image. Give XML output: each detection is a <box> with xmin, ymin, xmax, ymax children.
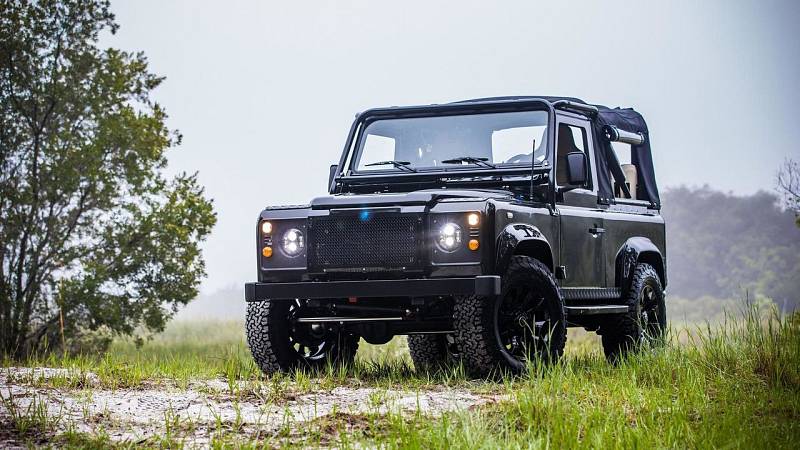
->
<box><xmin>457</xmin><ymin>96</ymin><xmax>660</xmax><ymax>208</ymax></box>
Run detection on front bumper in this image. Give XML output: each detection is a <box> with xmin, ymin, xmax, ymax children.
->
<box><xmin>244</xmin><ymin>276</ymin><xmax>501</xmax><ymax>301</ymax></box>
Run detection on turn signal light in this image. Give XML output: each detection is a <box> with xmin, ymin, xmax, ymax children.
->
<box><xmin>262</xmin><ymin>246</ymin><xmax>273</xmax><ymax>258</ymax></box>
<box><xmin>468</xmin><ymin>239</ymin><xmax>480</xmax><ymax>251</ymax></box>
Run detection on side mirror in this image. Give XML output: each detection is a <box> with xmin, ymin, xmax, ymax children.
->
<box><xmin>565</xmin><ymin>152</ymin><xmax>587</xmax><ymax>186</ymax></box>
<box><xmin>328</xmin><ymin>164</ymin><xmax>338</xmax><ymax>192</ymax></box>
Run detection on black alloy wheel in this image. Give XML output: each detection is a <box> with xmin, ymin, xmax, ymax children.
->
<box><xmin>495</xmin><ymin>283</ymin><xmax>556</xmax><ymax>366</ymax></box>
<box><xmin>453</xmin><ymin>256</ymin><xmax>567</xmax><ymax>377</ymax></box>
<box><xmin>246</xmin><ymin>300</ymin><xmax>358</xmax><ymax>375</ymax></box>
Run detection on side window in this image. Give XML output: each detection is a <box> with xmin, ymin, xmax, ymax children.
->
<box><xmin>610</xmin><ymin>142</ymin><xmax>637</xmax><ymax>199</ymax></box>
<box><xmin>555</xmin><ymin>123</ymin><xmax>591</xmax><ymax>188</ymax></box>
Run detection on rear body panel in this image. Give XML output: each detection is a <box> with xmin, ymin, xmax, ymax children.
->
<box><xmin>603</xmin><ymin>202</ymin><xmax>666</xmax><ymax>287</ymax></box>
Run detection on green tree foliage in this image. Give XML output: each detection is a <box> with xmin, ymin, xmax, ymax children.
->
<box><xmin>777</xmin><ymin>158</ymin><xmax>800</xmax><ymax>227</ymax></box>
<box><xmin>662</xmin><ymin>186</ymin><xmax>800</xmax><ymax>311</ymax></box>
<box><xmin>0</xmin><ymin>0</ymin><xmax>216</xmax><ymax>357</ymax></box>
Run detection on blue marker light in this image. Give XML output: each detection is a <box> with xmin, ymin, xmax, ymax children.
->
<box><xmin>359</xmin><ymin>210</ymin><xmax>371</xmax><ymax>222</ymax></box>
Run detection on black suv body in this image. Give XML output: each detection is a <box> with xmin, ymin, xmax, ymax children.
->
<box><xmin>245</xmin><ymin>96</ymin><xmax>666</xmax><ymax>376</ymax></box>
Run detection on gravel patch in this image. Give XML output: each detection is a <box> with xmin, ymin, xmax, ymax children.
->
<box><xmin>0</xmin><ymin>367</ymin><xmax>500</xmax><ymax>447</ymax></box>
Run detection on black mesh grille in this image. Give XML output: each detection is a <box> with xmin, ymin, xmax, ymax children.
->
<box><xmin>308</xmin><ymin>214</ymin><xmax>421</xmax><ymax>271</ymax></box>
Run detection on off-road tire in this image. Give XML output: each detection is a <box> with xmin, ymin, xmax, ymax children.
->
<box><xmin>453</xmin><ymin>256</ymin><xmax>566</xmax><ymax>377</ymax></box>
<box><xmin>600</xmin><ymin>263</ymin><xmax>666</xmax><ymax>362</ymax></box>
<box><xmin>246</xmin><ymin>300</ymin><xmax>359</xmax><ymax>375</ymax></box>
<box><xmin>407</xmin><ymin>334</ymin><xmax>458</xmax><ymax>372</ymax></box>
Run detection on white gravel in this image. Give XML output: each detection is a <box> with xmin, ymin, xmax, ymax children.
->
<box><xmin>0</xmin><ymin>367</ymin><xmax>499</xmax><ymax>447</ymax></box>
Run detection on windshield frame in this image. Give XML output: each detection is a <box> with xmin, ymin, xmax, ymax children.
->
<box><xmin>338</xmin><ymin>99</ymin><xmax>555</xmax><ymax>183</ymax></box>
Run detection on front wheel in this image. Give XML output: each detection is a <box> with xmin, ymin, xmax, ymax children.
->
<box><xmin>453</xmin><ymin>256</ymin><xmax>566</xmax><ymax>377</ymax></box>
<box><xmin>246</xmin><ymin>300</ymin><xmax>359</xmax><ymax>375</ymax></box>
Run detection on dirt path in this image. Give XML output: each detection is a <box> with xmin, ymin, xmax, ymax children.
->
<box><xmin>1</xmin><ymin>367</ymin><xmax>500</xmax><ymax>447</ymax></box>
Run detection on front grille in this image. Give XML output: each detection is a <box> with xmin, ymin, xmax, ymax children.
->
<box><xmin>308</xmin><ymin>213</ymin><xmax>422</xmax><ymax>272</ymax></box>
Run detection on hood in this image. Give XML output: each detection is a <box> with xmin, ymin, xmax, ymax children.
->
<box><xmin>310</xmin><ymin>189</ymin><xmax>512</xmax><ymax>209</ymax></box>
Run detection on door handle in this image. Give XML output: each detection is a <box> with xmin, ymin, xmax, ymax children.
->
<box><xmin>589</xmin><ymin>227</ymin><xmax>606</xmax><ymax>235</ymax></box>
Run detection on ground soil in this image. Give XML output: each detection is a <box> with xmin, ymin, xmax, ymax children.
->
<box><xmin>0</xmin><ymin>367</ymin><xmax>500</xmax><ymax>447</ymax></box>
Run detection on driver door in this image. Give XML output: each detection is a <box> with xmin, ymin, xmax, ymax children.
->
<box><xmin>555</xmin><ymin>116</ymin><xmax>606</xmax><ymax>287</ymax></box>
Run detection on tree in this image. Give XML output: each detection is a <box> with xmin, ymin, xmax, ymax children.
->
<box><xmin>662</xmin><ymin>186</ymin><xmax>800</xmax><ymax>311</ymax></box>
<box><xmin>777</xmin><ymin>158</ymin><xmax>800</xmax><ymax>227</ymax></box>
<box><xmin>0</xmin><ymin>0</ymin><xmax>216</xmax><ymax>357</ymax></box>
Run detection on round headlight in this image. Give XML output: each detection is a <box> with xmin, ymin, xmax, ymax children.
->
<box><xmin>437</xmin><ymin>223</ymin><xmax>462</xmax><ymax>252</ymax></box>
<box><xmin>281</xmin><ymin>228</ymin><xmax>305</xmax><ymax>256</ymax></box>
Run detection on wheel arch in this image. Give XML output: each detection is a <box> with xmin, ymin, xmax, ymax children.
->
<box><xmin>615</xmin><ymin>237</ymin><xmax>666</xmax><ymax>290</ymax></box>
<box><xmin>495</xmin><ymin>223</ymin><xmax>554</xmax><ymax>274</ymax></box>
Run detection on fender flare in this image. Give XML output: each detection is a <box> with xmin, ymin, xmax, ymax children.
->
<box><xmin>615</xmin><ymin>237</ymin><xmax>666</xmax><ymax>290</ymax></box>
<box><xmin>495</xmin><ymin>223</ymin><xmax>554</xmax><ymax>275</ymax></box>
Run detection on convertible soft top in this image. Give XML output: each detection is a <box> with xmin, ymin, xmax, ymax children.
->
<box><xmin>593</xmin><ymin>104</ymin><xmax>659</xmax><ymax>208</ymax></box>
<box><xmin>457</xmin><ymin>96</ymin><xmax>660</xmax><ymax>208</ymax></box>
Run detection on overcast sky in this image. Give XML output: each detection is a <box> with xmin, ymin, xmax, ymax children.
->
<box><xmin>104</xmin><ymin>0</ymin><xmax>799</xmax><ymax>293</ymax></box>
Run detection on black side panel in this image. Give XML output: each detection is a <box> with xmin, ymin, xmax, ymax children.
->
<box><xmin>558</xmin><ymin>205</ymin><xmax>606</xmax><ymax>287</ymax></box>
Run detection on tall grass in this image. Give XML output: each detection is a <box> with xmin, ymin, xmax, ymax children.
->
<box><xmin>381</xmin><ymin>307</ymin><xmax>800</xmax><ymax>449</ymax></box>
<box><xmin>2</xmin><ymin>305</ymin><xmax>798</xmax><ymax>448</ymax></box>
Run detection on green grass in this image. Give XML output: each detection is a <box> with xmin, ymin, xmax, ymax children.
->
<box><xmin>2</xmin><ymin>307</ymin><xmax>799</xmax><ymax>448</ymax></box>
<box><xmin>394</xmin><ymin>315</ymin><xmax>800</xmax><ymax>448</ymax></box>
<box><xmin>13</xmin><ymin>319</ymin><xmax>600</xmax><ymax>386</ymax></box>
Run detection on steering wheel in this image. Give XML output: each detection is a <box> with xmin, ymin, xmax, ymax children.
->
<box><xmin>505</xmin><ymin>153</ymin><xmax>532</xmax><ymax>164</ymax></box>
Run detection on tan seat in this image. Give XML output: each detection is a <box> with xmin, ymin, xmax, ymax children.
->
<box><xmin>618</xmin><ymin>164</ymin><xmax>638</xmax><ymax>199</ymax></box>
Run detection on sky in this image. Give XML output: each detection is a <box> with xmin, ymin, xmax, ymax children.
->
<box><xmin>103</xmin><ymin>0</ymin><xmax>800</xmax><ymax>294</ymax></box>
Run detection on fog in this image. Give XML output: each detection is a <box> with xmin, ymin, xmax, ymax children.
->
<box><xmin>103</xmin><ymin>0</ymin><xmax>800</xmax><ymax>295</ymax></box>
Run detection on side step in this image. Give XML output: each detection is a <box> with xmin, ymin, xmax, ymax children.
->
<box><xmin>565</xmin><ymin>305</ymin><xmax>629</xmax><ymax>316</ymax></box>
<box><xmin>560</xmin><ymin>287</ymin><xmax>622</xmax><ymax>301</ymax></box>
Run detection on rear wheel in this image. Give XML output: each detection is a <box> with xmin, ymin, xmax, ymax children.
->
<box><xmin>453</xmin><ymin>256</ymin><xmax>566</xmax><ymax>377</ymax></box>
<box><xmin>246</xmin><ymin>300</ymin><xmax>359</xmax><ymax>375</ymax></box>
<box><xmin>600</xmin><ymin>262</ymin><xmax>666</xmax><ymax>361</ymax></box>
<box><xmin>407</xmin><ymin>334</ymin><xmax>460</xmax><ymax>372</ymax></box>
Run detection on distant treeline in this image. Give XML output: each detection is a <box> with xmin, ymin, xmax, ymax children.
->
<box><xmin>662</xmin><ymin>186</ymin><xmax>800</xmax><ymax>311</ymax></box>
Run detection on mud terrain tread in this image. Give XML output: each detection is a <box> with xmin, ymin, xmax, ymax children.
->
<box><xmin>600</xmin><ymin>263</ymin><xmax>664</xmax><ymax>361</ymax></box>
<box><xmin>453</xmin><ymin>256</ymin><xmax>566</xmax><ymax>377</ymax></box>
<box><xmin>407</xmin><ymin>334</ymin><xmax>449</xmax><ymax>371</ymax></box>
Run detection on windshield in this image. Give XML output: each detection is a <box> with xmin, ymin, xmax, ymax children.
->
<box><xmin>352</xmin><ymin>110</ymin><xmax>549</xmax><ymax>172</ymax></box>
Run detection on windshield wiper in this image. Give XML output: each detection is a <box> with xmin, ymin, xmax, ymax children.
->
<box><xmin>441</xmin><ymin>156</ymin><xmax>497</xmax><ymax>169</ymax></box>
<box><xmin>365</xmin><ymin>160</ymin><xmax>417</xmax><ymax>172</ymax></box>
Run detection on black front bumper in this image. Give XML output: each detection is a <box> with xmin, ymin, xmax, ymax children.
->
<box><xmin>244</xmin><ymin>276</ymin><xmax>501</xmax><ymax>301</ymax></box>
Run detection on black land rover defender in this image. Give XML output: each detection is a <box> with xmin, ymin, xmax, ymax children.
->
<box><xmin>244</xmin><ymin>96</ymin><xmax>666</xmax><ymax>377</ymax></box>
